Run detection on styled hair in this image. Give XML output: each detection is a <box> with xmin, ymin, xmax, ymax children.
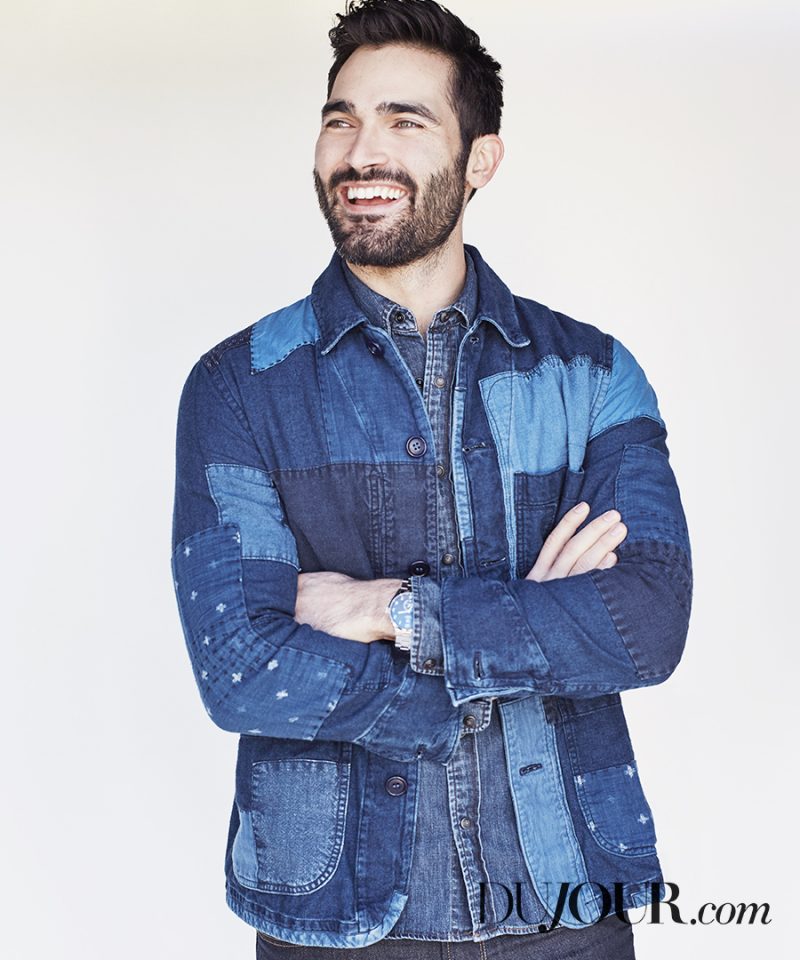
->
<box><xmin>327</xmin><ymin>0</ymin><xmax>503</xmax><ymax>156</ymax></box>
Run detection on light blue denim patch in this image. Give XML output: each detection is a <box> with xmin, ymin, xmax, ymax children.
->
<box><xmin>479</xmin><ymin>356</ymin><xmax>606</xmax><ymax>575</ymax></box>
<box><xmin>589</xmin><ymin>339</ymin><xmax>663</xmax><ymax>440</ymax></box>
<box><xmin>205</xmin><ymin>463</ymin><xmax>299</xmax><ymax>568</ymax></box>
<box><xmin>251</xmin><ymin>297</ymin><xmax>320</xmax><ymax>372</ymax></box>
<box><xmin>233</xmin><ymin>757</ymin><xmax>350</xmax><ymax>894</ymax></box>
<box><xmin>499</xmin><ymin>694</ymin><xmax>601</xmax><ymax>928</ymax></box>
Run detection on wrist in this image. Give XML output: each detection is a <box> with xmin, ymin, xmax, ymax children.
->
<box><xmin>373</xmin><ymin>578</ymin><xmax>403</xmax><ymax>640</ymax></box>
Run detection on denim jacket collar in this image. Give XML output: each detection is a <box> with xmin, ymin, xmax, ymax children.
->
<box><xmin>311</xmin><ymin>243</ymin><xmax>530</xmax><ymax>354</ymax></box>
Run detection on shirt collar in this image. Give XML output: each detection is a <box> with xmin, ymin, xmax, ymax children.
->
<box><xmin>310</xmin><ymin>244</ymin><xmax>529</xmax><ymax>354</ymax></box>
<box><xmin>341</xmin><ymin>248</ymin><xmax>478</xmax><ymax>334</ymax></box>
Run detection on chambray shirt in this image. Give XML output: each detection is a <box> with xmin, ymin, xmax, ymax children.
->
<box><xmin>342</xmin><ymin>254</ymin><xmax>551</xmax><ymax>939</ymax></box>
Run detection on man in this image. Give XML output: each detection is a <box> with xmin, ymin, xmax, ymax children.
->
<box><xmin>171</xmin><ymin>1</ymin><xmax>692</xmax><ymax>957</ymax></box>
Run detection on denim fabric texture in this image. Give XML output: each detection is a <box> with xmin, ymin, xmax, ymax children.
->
<box><xmin>171</xmin><ymin>244</ymin><xmax>691</xmax><ymax>948</ymax></box>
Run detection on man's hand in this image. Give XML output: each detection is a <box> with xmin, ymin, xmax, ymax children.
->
<box><xmin>526</xmin><ymin>502</ymin><xmax>626</xmax><ymax>581</ymax></box>
<box><xmin>295</xmin><ymin>571</ymin><xmax>401</xmax><ymax>644</ymax></box>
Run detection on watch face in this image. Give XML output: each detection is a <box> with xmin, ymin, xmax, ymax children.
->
<box><xmin>389</xmin><ymin>590</ymin><xmax>414</xmax><ymax>634</ymax></box>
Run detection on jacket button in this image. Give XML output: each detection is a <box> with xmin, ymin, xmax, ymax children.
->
<box><xmin>435</xmin><ymin>463</ymin><xmax>446</xmax><ymax>478</ymax></box>
<box><xmin>422</xmin><ymin>658</ymin><xmax>438</xmax><ymax>670</ymax></box>
<box><xmin>463</xmin><ymin>715</ymin><xmax>477</xmax><ymax>729</ymax></box>
<box><xmin>365</xmin><ymin>338</ymin><xmax>384</xmax><ymax>357</ymax></box>
<box><xmin>442</xmin><ymin>553</ymin><xmax>455</xmax><ymax>565</ymax></box>
<box><xmin>408</xmin><ymin>560</ymin><xmax>430</xmax><ymax>576</ymax></box>
<box><xmin>406</xmin><ymin>436</ymin><xmax>427</xmax><ymax>458</ymax></box>
<box><xmin>460</xmin><ymin>817</ymin><xmax>473</xmax><ymax>829</ymax></box>
<box><xmin>433</xmin><ymin>375</ymin><xmax>446</xmax><ymax>388</ymax></box>
<box><xmin>385</xmin><ymin>776</ymin><xmax>408</xmax><ymax>796</ymax></box>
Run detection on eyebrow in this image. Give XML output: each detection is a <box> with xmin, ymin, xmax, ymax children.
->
<box><xmin>321</xmin><ymin>99</ymin><xmax>441</xmax><ymax>125</ymax></box>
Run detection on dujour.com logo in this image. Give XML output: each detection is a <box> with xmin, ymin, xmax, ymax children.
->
<box><xmin>479</xmin><ymin>881</ymin><xmax>772</xmax><ymax>929</ymax></box>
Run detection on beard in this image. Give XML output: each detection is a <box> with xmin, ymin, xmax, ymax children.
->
<box><xmin>313</xmin><ymin>148</ymin><xmax>469</xmax><ymax>268</ymax></box>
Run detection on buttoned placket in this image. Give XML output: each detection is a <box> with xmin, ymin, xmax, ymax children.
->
<box><xmin>342</xmin><ymin>257</ymin><xmax>547</xmax><ymax>939</ymax></box>
<box><xmin>388</xmin><ymin>304</ymin><xmax>499</xmax><ymax>936</ymax></box>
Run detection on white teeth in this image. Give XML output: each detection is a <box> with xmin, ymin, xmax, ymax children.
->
<box><xmin>346</xmin><ymin>185</ymin><xmax>404</xmax><ymax>202</ymax></box>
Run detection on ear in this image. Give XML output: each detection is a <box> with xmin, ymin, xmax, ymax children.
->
<box><xmin>465</xmin><ymin>134</ymin><xmax>504</xmax><ymax>191</ymax></box>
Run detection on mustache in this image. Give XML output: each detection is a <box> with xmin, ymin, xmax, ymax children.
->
<box><xmin>326</xmin><ymin>166</ymin><xmax>417</xmax><ymax>194</ymax></box>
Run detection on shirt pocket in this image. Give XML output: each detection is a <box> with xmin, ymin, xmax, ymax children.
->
<box><xmin>232</xmin><ymin>750</ymin><xmax>351</xmax><ymax>894</ymax></box>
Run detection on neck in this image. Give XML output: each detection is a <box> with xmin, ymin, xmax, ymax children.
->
<box><xmin>345</xmin><ymin>228</ymin><xmax>467</xmax><ymax>337</ymax></box>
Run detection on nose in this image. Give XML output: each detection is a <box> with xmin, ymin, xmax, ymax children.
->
<box><xmin>344</xmin><ymin>122</ymin><xmax>389</xmax><ymax>172</ymax></box>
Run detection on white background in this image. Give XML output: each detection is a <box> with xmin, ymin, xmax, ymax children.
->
<box><xmin>2</xmin><ymin>1</ymin><xmax>797</xmax><ymax>957</ymax></box>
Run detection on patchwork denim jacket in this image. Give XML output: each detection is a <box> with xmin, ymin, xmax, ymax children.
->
<box><xmin>171</xmin><ymin>244</ymin><xmax>692</xmax><ymax>947</ymax></box>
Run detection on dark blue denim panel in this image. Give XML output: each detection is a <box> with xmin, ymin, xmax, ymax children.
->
<box><xmin>556</xmin><ymin>697</ymin><xmax>657</xmax><ymax>858</ymax></box>
<box><xmin>271</xmin><ymin>462</ymin><xmax>432</xmax><ymax>581</ymax></box>
<box><xmin>555</xmin><ymin>694</ymin><xmax>635</xmax><ymax>772</ymax></box>
<box><xmin>513</xmin><ymin>466</ymin><xmax>567</xmax><ymax>579</ymax></box>
<box><xmin>615</xmin><ymin>444</ymin><xmax>691</xmax><ymax>551</ymax></box>
<box><xmin>589</xmin><ymin>539</ymin><xmax>691</xmax><ymax>681</ymax></box>
<box><xmin>172</xmin><ymin>358</ymin><xmax>268</xmax><ymax>546</ymax></box>
<box><xmin>553</xmin><ymin>714</ymin><xmax>663</xmax><ymax>896</ymax></box>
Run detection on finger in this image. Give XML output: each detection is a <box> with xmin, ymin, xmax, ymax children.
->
<box><xmin>589</xmin><ymin>551</ymin><xmax>618</xmax><ymax>573</ymax></box>
<box><xmin>544</xmin><ymin>511</ymin><xmax>624</xmax><ymax>580</ymax></box>
<box><xmin>526</xmin><ymin>501</ymin><xmax>590</xmax><ymax>580</ymax></box>
<box><xmin>565</xmin><ymin>524</ymin><xmax>627</xmax><ymax>577</ymax></box>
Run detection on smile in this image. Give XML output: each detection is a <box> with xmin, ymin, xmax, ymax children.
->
<box><xmin>338</xmin><ymin>183</ymin><xmax>409</xmax><ymax>209</ymax></box>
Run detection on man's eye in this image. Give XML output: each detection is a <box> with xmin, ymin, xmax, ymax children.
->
<box><xmin>395</xmin><ymin>119</ymin><xmax>422</xmax><ymax>129</ymax></box>
<box><xmin>325</xmin><ymin>119</ymin><xmax>352</xmax><ymax>129</ymax></box>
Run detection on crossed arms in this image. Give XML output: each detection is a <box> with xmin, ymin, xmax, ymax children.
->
<box><xmin>294</xmin><ymin>502</ymin><xmax>629</xmax><ymax>642</ymax></box>
<box><xmin>172</xmin><ymin>347</ymin><xmax>691</xmax><ymax>763</ymax></box>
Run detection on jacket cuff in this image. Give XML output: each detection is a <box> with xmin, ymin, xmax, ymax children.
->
<box><xmin>408</xmin><ymin>576</ymin><xmax>445</xmax><ymax>676</ymax></box>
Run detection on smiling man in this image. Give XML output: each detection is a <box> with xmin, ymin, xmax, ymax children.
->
<box><xmin>171</xmin><ymin>2</ymin><xmax>692</xmax><ymax>958</ymax></box>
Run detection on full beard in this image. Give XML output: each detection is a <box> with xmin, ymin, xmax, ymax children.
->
<box><xmin>313</xmin><ymin>151</ymin><xmax>469</xmax><ymax>268</ymax></box>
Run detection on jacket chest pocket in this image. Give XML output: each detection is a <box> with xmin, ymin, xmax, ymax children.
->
<box><xmin>513</xmin><ymin>465</ymin><xmax>584</xmax><ymax>578</ymax></box>
<box><xmin>233</xmin><ymin>753</ymin><xmax>351</xmax><ymax>894</ymax></box>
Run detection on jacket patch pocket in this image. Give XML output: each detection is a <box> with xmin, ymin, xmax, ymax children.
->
<box><xmin>235</xmin><ymin>757</ymin><xmax>350</xmax><ymax>894</ymax></box>
<box><xmin>574</xmin><ymin>760</ymin><xmax>657</xmax><ymax>857</ymax></box>
<box><xmin>513</xmin><ymin>466</ymin><xmax>566</xmax><ymax>578</ymax></box>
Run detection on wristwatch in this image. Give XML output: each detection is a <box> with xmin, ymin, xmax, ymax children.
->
<box><xmin>387</xmin><ymin>579</ymin><xmax>414</xmax><ymax>651</ymax></box>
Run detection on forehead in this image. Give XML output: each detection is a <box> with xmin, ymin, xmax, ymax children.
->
<box><xmin>329</xmin><ymin>43</ymin><xmax>455</xmax><ymax>116</ymax></box>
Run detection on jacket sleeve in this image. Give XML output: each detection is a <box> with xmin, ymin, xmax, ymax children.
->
<box><xmin>171</xmin><ymin>355</ymin><xmax>465</xmax><ymax>763</ymax></box>
<box><xmin>410</xmin><ymin>338</ymin><xmax>692</xmax><ymax>705</ymax></box>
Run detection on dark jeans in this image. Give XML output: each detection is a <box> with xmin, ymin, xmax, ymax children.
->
<box><xmin>255</xmin><ymin>914</ymin><xmax>635</xmax><ymax>959</ymax></box>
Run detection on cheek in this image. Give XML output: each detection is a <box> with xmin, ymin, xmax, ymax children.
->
<box><xmin>314</xmin><ymin>137</ymin><xmax>343</xmax><ymax>180</ymax></box>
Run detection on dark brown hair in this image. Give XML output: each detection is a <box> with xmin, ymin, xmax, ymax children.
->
<box><xmin>327</xmin><ymin>0</ymin><xmax>503</xmax><ymax>156</ymax></box>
